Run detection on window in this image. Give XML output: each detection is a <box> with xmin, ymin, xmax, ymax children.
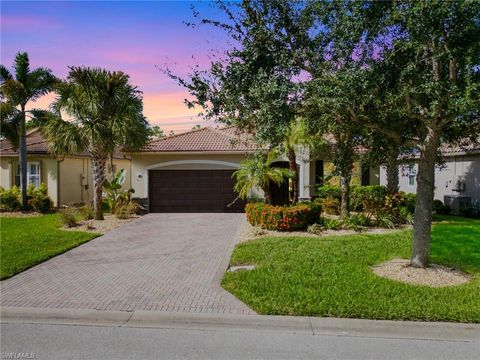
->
<box><xmin>16</xmin><ymin>162</ymin><xmax>41</xmax><ymax>187</ymax></box>
<box><xmin>408</xmin><ymin>164</ymin><xmax>416</xmax><ymax>187</ymax></box>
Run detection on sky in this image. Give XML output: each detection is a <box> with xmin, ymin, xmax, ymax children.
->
<box><xmin>1</xmin><ymin>0</ymin><xmax>231</xmax><ymax>133</ymax></box>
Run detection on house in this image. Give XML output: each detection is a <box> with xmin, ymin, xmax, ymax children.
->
<box><xmin>379</xmin><ymin>142</ymin><xmax>480</xmax><ymax>210</ymax></box>
<box><xmin>0</xmin><ymin>129</ymin><xmax>131</xmax><ymax>206</ymax></box>
<box><xmin>0</xmin><ymin>126</ymin><xmax>387</xmax><ymax>212</ymax></box>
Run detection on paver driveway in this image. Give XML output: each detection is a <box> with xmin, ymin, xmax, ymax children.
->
<box><xmin>1</xmin><ymin>213</ymin><xmax>254</xmax><ymax>314</ymax></box>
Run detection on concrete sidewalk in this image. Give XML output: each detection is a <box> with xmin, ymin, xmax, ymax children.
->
<box><xmin>1</xmin><ymin>306</ymin><xmax>478</xmax><ymax>342</ymax></box>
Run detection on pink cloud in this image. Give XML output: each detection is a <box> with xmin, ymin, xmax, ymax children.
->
<box><xmin>1</xmin><ymin>15</ymin><xmax>60</xmax><ymax>31</ymax></box>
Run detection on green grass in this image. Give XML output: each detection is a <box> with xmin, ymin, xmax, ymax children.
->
<box><xmin>1</xmin><ymin>214</ymin><xmax>99</xmax><ymax>280</ymax></box>
<box><xmin>222</xmin><ymin>215</ymin><xmax>480</xmax><ymax>322</ymax></box>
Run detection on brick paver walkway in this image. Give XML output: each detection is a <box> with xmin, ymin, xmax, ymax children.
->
<box><xmin>1</xmin><ymin>213</ymin><xmax>254</xmax><ymax>314</ymax></box>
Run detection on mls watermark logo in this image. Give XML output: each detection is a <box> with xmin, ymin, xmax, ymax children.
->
<box><xmin>1</xmin><ymin>353</ymin><xmax>36</xmax><ymax>359</ymax></box>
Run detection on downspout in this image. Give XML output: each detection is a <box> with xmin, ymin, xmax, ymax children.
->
<box><xmin>57</xmin><ymin>158</ymin><xmax>64</xmax><ymax>207</ymax></box>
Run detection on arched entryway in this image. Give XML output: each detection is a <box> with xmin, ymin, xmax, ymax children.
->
<box><xmin>270</xmin><ymin>161</ymin><xmax>298</xmax><ymax>205</ymax></box>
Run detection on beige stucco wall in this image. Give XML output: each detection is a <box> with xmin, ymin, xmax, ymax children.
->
<box><xmin>0</xmin><ymin>155</ymin><xmax>132</xmax><ymax>206</ymax></box>
<box><xmin>0</xmin><ymin>156</ymin><xmax>59</xmax><ymax>205</ymax></box>
<box><xmin>59</xmin><ymin>157</ymin><xmax>132</xmax><ymax>205</ymax></box>
<box><xmin>130</xmin><ymin>153</ymin><xmax>248</xmax><ymax>198</ymax></box>
<box><xmin>0</xmin><ymin>157</ymin><xmax>13</xmax><ymax>189</ymax></box>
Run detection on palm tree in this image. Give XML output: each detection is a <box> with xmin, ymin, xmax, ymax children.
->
<box><xmin>233</xmin><ymin>150</ymin><xmax>291</xmax><ymax>204</ymax></box>
<box><xmin>280</xmin><ymin>119</ymin><xmax>310</xmax><ymax>204</ymax></box>
<box><xmin>0</xmin><ymin>52</ymin><xmax>57</xmax><ymax>207</ymax></box>
<box><xmin>41</xmin><ymin>67</ymin><xmax>149</xmax><ymax>220</ymax></box>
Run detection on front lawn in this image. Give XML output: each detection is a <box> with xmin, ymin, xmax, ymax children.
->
<box><xmin>0</xmin><ymin>214</ymin><xmax>99</xmax><ymax>280</ymax></box>
<box><xmin>222</xmin><ymin>215</ymin><xmax>480</xmax><ymax>322</ymax></box>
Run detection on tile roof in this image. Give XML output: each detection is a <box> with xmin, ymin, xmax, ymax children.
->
<box><xmin>141</xmin><ymin>126</ymin><xmax>261</xmax><ymax>152</ymax></box>
<box><xmin>440</xmin><ymin>136</ymin><xmax>480</xmax><ymax>155</ymax></box>
<box><xmin>0</xmin><ymin>129</ymin><xmax>126</xmax><ymax>159</ymax></box>
<box><xmin>1</xmin><ymin>129</ymin><xmax>50</xmax><ymax>156</ymax></box>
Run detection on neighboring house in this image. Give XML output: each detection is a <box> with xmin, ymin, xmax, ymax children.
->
<box><xmin>379</xmin><ymin>143</ymin><xmax>480</xmax><ymax>209</ymax></box>
<box><xmin>0</xmin><ymin>126</ymin><xmax>396</xmax><ymax>212</ymax></box>
<box><xmin>0</xmin><ymin>129</ymin><xmax>131</xmax><ymax>206</ymax></box>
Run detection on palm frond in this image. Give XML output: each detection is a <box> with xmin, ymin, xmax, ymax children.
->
<box><xmin>233</xmin><ymin>150</ymin><xmax>289</xmax><ymax>200</ymax></box>
<box><xmin>27</xmin><ymin>67</ymin><xmax>58</xmax><ymax>102</ymax></box>
<box><xmin>54</xmin><ymin>66</ymin><xmax>149</xmax><ymax>155</ymax></box>
<box><xmin>0</xmin><ymin>102</ymin><xmax>21</xmax><ymax>149</ymax></box>
<box><xmin>40</xmin><ymin>113</ymin><xmax>88</xmax><ymax>155</ymax></box>
<box><xmin>1</xmin><ymin>79</ymin><xmax>27</xmax><ymax>104</ymax></box>
<box><xmin>0</xmin><ymin>65</ymin><xmax>13</xmax><ymax>82</ymax></box>
<box><xmin>13</xmin><ymin>52</ymin><xmax>30</xmax><ymax>85</ymax></box>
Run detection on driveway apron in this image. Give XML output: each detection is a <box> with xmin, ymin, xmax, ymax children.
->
<box><xmin>1</xmin><ymin>213</ymin><xmax>254</xmax><ymax>314</ymax></box>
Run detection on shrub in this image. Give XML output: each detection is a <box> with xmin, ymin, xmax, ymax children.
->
<box><xmin>115</xmin><ymin>202</ymin><xmax>139</xmax><ymax>219</ymax></box>
<box><xmin>79</xmin><ymin>204</ymin><xmax>95</xmax><ymax>220</ymax></box>
<box><xmin>322</xmin><ymin>217</ymin><xmax>342</xmax><ymax>230</ymax></box>
<box><xmin>399</xmin><ymin>206</ymin><xmax>414</xmax><ymax>225</ymax></box>
<box><xmin>307</xmin><ymin>223</ymin><xmax>324</xmax><ymax>235</ymax></box>
<box><xmin>318</xmin><ymin>197</ymin><xmax>340</xmax><ymax>215</ymax></box>
<box><xmin>376</xmin><ymin>212</ymin><xmax>395</xmax><ymax>229</ymax></box>
<box><xmin>0</xmin><ymin>186</ymin><xmax>21</xmax><ymax>212</ymax></box>
<box><xmin>343</xmin><ymin>213</ymin><xmax>371</xmax><ymax>230</ymax></box>
<box><xmin>58</xmin><ymin>208</ymin><xmax>78</xmax><ymax>228</ymax></box>
<box><xmin>27</xmin><ymin>183</ymin><xmax>53</xmax><ymax>213</ymax></box>
<box><xmin>433</xmin><ymin>199</ymin><xmax>451</xmax><ymax>215</ymax></box>
<box><xmin>351</xmin><ymin>186</ymin><xmax>387</xmax><ymax>213</ymax></box>
<box><xmin>403</xmin><ymin>193</ymin><xmax>416</xmax><ymax>214</ymax></box>
<box><xmin>246</xmin><ymin>202</ymin><xmax>321</xmax><ymax>231</ymax></box>
<box><xmin>316</xmin><ymin>185</ymin><xmax>341</xmax><ymax>199</ymax></box>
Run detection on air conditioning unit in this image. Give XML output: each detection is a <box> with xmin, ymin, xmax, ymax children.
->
<box><xmin>452</xmin><ymin>176</ymin><xmax>466</xmax><ymax>192</ymax></box>
<box><xmin>444</xmin><ymin>195</ymin><xmax>472</xmax><ymax>215</ymax></box>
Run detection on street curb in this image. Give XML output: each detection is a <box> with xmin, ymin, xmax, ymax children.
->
<box><xmin>1</xmin><ymin>306</ymin><xmax>479</xmax><ymax>341</ymax></box>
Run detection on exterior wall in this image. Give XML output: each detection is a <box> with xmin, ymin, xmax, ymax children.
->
<box><xmin>130</xmin><ymin>153</ymin><xmax>248</xmax><ymax>198</ymax></box>
<box><xmin>0</xmin><ymin>156</ymin><xmax>59</xmax><ymax>205</ymax></box>
<box><xmin>0</xmin><ymin>157</ymin><xmax>13</xmax><ymax>189</ymax></box>
<box><xmin>379</xmin><ymin>154</ymin><xmax>480</xmax><ymax>204</ymax></box>
<box><xmin>59</xmin><ymin>157</ymin><xmax>132</xmax><ymax>205</ymax></box>
<box><xmin>311</xmin><ymin>160</ymin><xmax>379</xmax><ymax>188</ymax></box>
<box><xmin>0</xmin><ymin>155</ymin><xmax>131</xmax><ymax>206</ymax></box>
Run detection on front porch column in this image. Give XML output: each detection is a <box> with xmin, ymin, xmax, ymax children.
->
<box><xmin>297</xmin><ymin>146</ymin><xmax>312</xmax><ymax>202</ymax></box>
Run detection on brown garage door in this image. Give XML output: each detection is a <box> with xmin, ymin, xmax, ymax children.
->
<box><xmin>149</xmin><ymin>169</ymin><xmax>245</xmax><ymax>213</ymax></box>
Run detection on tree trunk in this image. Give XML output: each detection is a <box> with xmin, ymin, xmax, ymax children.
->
<box><xmin>385</xmin><ymin>152</ymin><xmax>400</xmax><ymax>194</ymax></box>
<box><xmin>19</xmin><ymin>105</ymin><xmax>28</xmax><ymax>208</ymax></box>
<box><xmin>287</xmin><ymin>147</ymin><xmax>298</xmax><ymax>204</ymax></box>
<box><xmin>340</xmin><ymin>173</ymin><xmax>352</xmax><ymax>219</ymax></box>
<box><xmin>262</xmin><ymin>184</ymin><xmax>272</xmax><ymax>204</ymax></box>
<box><xmin>92</xmin><ymin>156</ymin><xmax>107</xmax><ymax>220</ymax></box>
<box><xmin>411</xmin><ymin>131</ymin><xmax>440</xmax><ymax>268</ymax></box>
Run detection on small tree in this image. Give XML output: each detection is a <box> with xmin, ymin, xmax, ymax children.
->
<box><xmin>148</xmin><ymin>125</ymin><xmax>164</xmax><ymax>139</ymax></box>
<box><xmin>233</xmin><ymin>150</ymin><xmax>291</xmax><ymax>204</ymax></box>
<box><xmin>41</xmin><ymin>67</ymin><xmax>149</xmax><ymax>220</ymax></box>
<box><xmin>0</xmin><ymin>52</ymin><xmax>57</xmax><ymax>207</ymax></box>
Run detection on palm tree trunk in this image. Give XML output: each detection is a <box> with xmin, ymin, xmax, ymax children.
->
<box><xmin>339</xmin><ymin>154</ymin><xmax>354</xmax><ymax>219</ymax></box>
<box><xmin>411</xmin><ymin>131</ymin><xmax>439</xmax><ymax>268</ymax></box>
<box><xmin>386</xmin><ymin>152</ymin><xmax>400</xmax><ymax>194</ymax></box>
<box><xmin>340</xmin><ymin>172</ymin><xmax>352</xmax><ymax>219</ymax></box>
<box><xmin>92</xmin><ymin>156</ymin><xmax>106</xmax><ymax>220</ymax></box>
<box><xmin>262</xmin><ymin>184</ymin><xmax>272</xmax><ymax>204</ymax></box>
<box><xmin>287</xmin><ymin>147</ymin><xmax>298</xmax><ymax>204</ymax></box>
<box><xmin>19</xmin><ymin>105</ymin><xmax>28</xmax><ymax>208</ymax></box>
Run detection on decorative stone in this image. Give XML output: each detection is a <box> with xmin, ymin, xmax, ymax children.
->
<box><xmin>229</xmin><ymin>265</ymin><xmax>256</xmax><ymax>272</ymax></box>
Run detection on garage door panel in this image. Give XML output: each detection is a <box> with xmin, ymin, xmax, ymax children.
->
<box><xmin>149</xmin><ymin>169</ymin><xmax>245</xmax><ymax>213</ymax></box>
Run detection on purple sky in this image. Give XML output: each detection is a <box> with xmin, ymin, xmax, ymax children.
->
<box><xmin>1</xmin><ymin>0</ymin><xmax>231</xmax><ymax>133</ymax></box>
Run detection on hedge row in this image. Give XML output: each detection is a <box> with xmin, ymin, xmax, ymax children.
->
<box><xmin>246</xmin><ymin>202</ymin><xmax>321</xmax><ymax>231</ymax></box>
<box><xmin>0</xmin><ymin>183</ymin><xmax>53</xmax><ymax>213</ymax></box>
<box><xmin>316</xmin><ymin>185</ymin><xmax>416</xmax><ymax>213</ymax></box>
